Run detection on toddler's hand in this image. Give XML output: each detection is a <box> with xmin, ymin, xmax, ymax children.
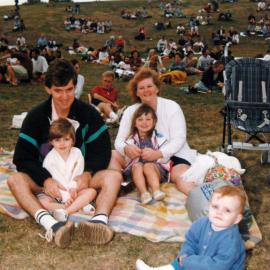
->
<box><xmin>69</xmin><ymin>188</ymin><xmax>78</xmax><ymax>200</ymax></box>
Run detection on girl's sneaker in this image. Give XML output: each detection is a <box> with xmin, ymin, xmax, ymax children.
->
<box><xmin>52</xmin><ymin>209</ymin><xmax>68</xmax><ymax>222</ymax></box>
<box><xmin>153</xmin><ymin>190</ymin><xmax>165</xmax><ymax>201</ymax></box>
<box><xmin>141</xmin><ymin>192</ymin><xmax>152</xmax><ymax>205</ymax></box>
<box><xmin>82</xmin><ymin>204</ymin><xmax>95</xmax><ymax>215</ymax></box>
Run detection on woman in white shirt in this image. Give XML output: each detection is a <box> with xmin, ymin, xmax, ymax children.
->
<box><xmin>110</xmin><ymin>67</ymin><xmax>197</xmax><ymax>195</ymax></box>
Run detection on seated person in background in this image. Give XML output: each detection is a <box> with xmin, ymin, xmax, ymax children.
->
<box><xmin>16</xmin><ymin>34</ymin><xmax>26</xmax><ymax>48</ymax></box>
<box><xmin>37</xmin><ymin>34</ymin><xmax>48</xmax><ymax>50</ymax></box>
<box><xmin>115</xmin><ymin>36</ymin><xmax>125</xmax><ymax>52</ymax></box>
<box><xmin>218</xmin><ymin>10</ymin><xmax>232</xmax><ymax>21</ymax></box>
<box><xmin>31</xmin><ymin>48</ymin><xmax>49</xmax><ymax>81</ymax></box>
<box><xmin>197</xmin><ymin>48</ymin><xmax>213</xmax><ymax>71</ymax></box>
<box><xmin>194</xmin><ymin>61</ymin><xmax>224</xmax><ymax>93</ymax></box>
<box><xmin>114</xmin><ymin>56</ymin><xmax>135</xmax><ymax>80</ymax></box>
<box><xmin>71</xmin><ymin>59</ymin><xmax>85</xmax><ymax>99</ymax></box>
<box><xmin>6</xmin><ymin>48</ymin><xmax>32</xmax><ymax>86</ymax></box>
<box><xmin>105</xmin><ymin>35</ymin><xmax>115</xmax><ymax>49</ymax></box>
<box><xmin>160</xmin><ymin>53</ymin><xmax>187</xmax><ymax>85</ymax></box>
<box><xmin>144</xmin><ymin>49</ymin><xmax>165</xmax><ymax>73</ymax></box>
<box><xmin>95</xmin><ymin>46</ymin><xmax>109</xmax><ymax>64</ymax></box>
<box><xmin>157</xmin><ymin>36</ymin><xmax>168</xmax><ymax>53</ymax></box>
<box><xmin>39</xmin><ymin>118</ymin><xmax>97</xmax><ymax>221</ymax></box>
<box><xmin>136</xmin><ymin>185</ymin><xmax>246</xmax><ymax>270</ymax></box>
<box><xmin>129</xmin><ymin>50</ymin><xmax>142</xmax><ymax>72</ymax></box>
<box><xmin>169</xmin><ymin>53</ymin><xmax>186</xmax><ymax>71</ymax></box>
<box><xmin>203</xmin><ymin>3</ymin><xmax>212</xmax><ymax>13</ymax></box>
<box><xmin>134</xmin><ymin>26</ymin><xmax>146</xmax><ymax>41</ymax></box>
<box><xmin>43</xmin><ymin>48</ymin><xmax>56</xmax><ymax>65</ymax></box>
<box><xmin>183</xmin><ymin>51</ymin><xmax>202</xmax><ymax>75</ymax></box>
<box><xmin>154</xmin><ymin>21</ymin><xmax>166</xmax><ymax>31</ymax></box>
<box><xmin>176</xmin><ymin>23</ymin><xmax>185</xmax><ymax>34</ymax></box>
<box><xmin>257</xmin><ymin>1</ymin><xmax>266</xmax><ymax>12</ymax></box>
<box><xmin>90</xmin><ymin>71</ymin><xmax>123</xmax><ymax>124</ymax></box>
<box><xmin>0</xmin><ymin>36</ymin><xmax>9</xmax><ymax>52</ymax></box>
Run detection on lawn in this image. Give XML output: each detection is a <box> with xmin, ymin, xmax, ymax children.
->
<box><xmin>0</xmin><ymin>0</ymin><xmax>270</xmax><ymax>269</ymax></box>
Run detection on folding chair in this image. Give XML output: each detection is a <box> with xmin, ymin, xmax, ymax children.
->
<box><xmin>222</xmin><ymin>58</ymin><xmax>270</xmax><ymax>163</ymax></box>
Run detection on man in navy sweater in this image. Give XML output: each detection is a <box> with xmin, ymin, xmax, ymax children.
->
<box><xmin>8</xmin><ymin>59</ymin><xmax>122</xmax><ymax>248</ymax></box>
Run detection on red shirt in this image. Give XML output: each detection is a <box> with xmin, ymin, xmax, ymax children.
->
<box><xmin>91</xmin><ymin>86</ymin><xmax>118</xmax><ymax>103</ymax></box>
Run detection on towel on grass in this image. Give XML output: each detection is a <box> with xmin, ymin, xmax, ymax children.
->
<box><xmin>0</xmin><ymin>151</ymin><xmax>262</xmax><ymax>245</ymax></box>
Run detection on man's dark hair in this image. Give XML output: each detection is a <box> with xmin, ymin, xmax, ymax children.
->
<box><xmin>45</xmin><ymin>59</ymin><xmax>77</xmax><ymax>88</ymax></box>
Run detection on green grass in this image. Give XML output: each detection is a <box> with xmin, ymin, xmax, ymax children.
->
<box><xmin>0</xmin><ymin>1</ymin><xmax>270</xmax><ymax>269</ymax></box>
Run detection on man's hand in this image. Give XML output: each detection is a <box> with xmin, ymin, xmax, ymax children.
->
<box><xmin>73</xmin><ymin>172</ymin><xmax>92</xmax><ymax>191</ymax></box>
<box><xmin>43</xmin><ymin>178</ymin><xmax>66</xmax><ymax>200</ymax></box>
<box><xmin>217</xmin><ymin>82</ymin><xmax>224</xmax><ymax>88</ymax></box>
<box><xmin>141</xmin><ymin>148</ymin><xmax>163</xmax><ymax>161</ymax></box>
<box><xmin>124</xmin><ymin>145</ymin><xmax>142</xmax><ymax>159</ymax></box>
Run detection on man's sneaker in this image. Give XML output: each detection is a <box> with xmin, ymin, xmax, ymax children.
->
<box><xmin>40</xmin><ymin>221</ymin><xmax>74</xmax><ymax>248</ymax></box>
<box><xmin>77</xmin><ymin>221</ymin><xmax>114</xmax><ymax>245</ymax></box>
<box><xmin>141</xmin><ymin>191</ymin><xmax>152</xmax><ymax>205</ymax></box>
<box><xmin>52</xmin><ymin>209</ymin><xmax>68</xmax><ymax>222</ymax></box>
<box><xmin>153</xmin><ymin>190</ymin><xmax>165</xmax><ymax>201</ymax></box>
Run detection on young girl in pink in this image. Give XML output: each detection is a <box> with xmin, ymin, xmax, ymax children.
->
<box><xmin>124</xmin><ymin>104</ymin><xmax>170</xmax><ymax>204</ymax></box>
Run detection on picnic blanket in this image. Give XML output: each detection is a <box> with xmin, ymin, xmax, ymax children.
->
<box><xmin>0</xmin><ymin>152</ymin><xmax>262</xmax><ymax>246</ymax></box>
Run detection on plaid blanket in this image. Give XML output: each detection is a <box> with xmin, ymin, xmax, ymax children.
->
<box><xmin>0</xmin><ymin>152</ymin><xmax>262</xmax><ymax>246</ymax></box>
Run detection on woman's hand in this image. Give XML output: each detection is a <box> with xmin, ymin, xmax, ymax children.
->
<box><xmin>124</xmin><ymin>145</ymin><xmax>142</xmax><ymax>159</ymax></box>
<box><xmin>141</xmin><ymin>148</ymin><xmax>163</xmax><ymax>161</ymax></box>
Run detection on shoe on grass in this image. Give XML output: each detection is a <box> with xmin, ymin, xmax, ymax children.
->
<box><xmin>40</xmin><ymin>221</ymin><xmax>74</xmax><ymax>248</ymax></box>
<box><xmin>82</xmin><ymin>203</ymin><xmax>95</xmax><ymax>215</ymax></box>
<box><xmin>141</xmin><ymin>191</ymin><xmax>152</xmax><ymax>205</ymax></box>
<box><xmin>153</xmin><ymin>190</ymin><xmax>165</xmax><ymax>201</ymax></box>
<box><xmin>52</xmin><ymin>209</ymin><xmax>68</xmax><ymax>222</ymax></box>
<box><xmin>77</xmin><ymin>221</ymin><xmax>114</xmax><ymax>245</ymax></box>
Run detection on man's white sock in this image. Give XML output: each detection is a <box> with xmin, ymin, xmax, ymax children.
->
<box><xmin>34</xmin><ymin>209</ymin><xmax>58</xmax><ymax>231</ymax></box>
<box><xmin>90</xmin><ymin>214</ymin><xmax>108</xmax><ymax>224</ymax></box>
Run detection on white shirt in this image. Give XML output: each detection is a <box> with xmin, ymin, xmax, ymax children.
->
<box><xmin>115</xmin><ymin>97</ymin><xmax>197</xmax><ymax>163</ymax></box>
<box><xmin>43</xmin><ymin>147</ymin><xmax>84</xmax><ymax>202</ymax></box>
<box><xmin>32</xmin><ymin>55</ymin><xmax>49</xmax><ymax>74</ymax></box>
<box><xmin>75</xmin><ymin>74</ymin><xmax>85</xmax><ymax>99</ymax></box>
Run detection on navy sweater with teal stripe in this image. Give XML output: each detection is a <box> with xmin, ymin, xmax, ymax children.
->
<box><xmin>13</xmin><ymin>96</ymin><xmax>111</xmax><ymax>186</ymax></box>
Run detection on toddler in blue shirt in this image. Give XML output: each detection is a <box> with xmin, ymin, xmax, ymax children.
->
<box><xmin>136</xmin><ymin>185</ymin><xmax>246</xmax><ymax>270</ymax></box>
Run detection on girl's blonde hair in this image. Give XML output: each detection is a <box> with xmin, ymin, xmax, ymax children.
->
<box><xmin>129</xmin><ymin>104</ymin><xmax>157</xmax><ymax>138</ymax></box>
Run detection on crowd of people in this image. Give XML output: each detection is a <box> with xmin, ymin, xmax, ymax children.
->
<box><xmin>64</xmin><ymin>16</ymin><xmax>112</xmax><ymax>34</ymax></box>
<box><xmin>1</xmin><ymin>1</ymin><xmax>267</xmax><ymax>268</ymax></box>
